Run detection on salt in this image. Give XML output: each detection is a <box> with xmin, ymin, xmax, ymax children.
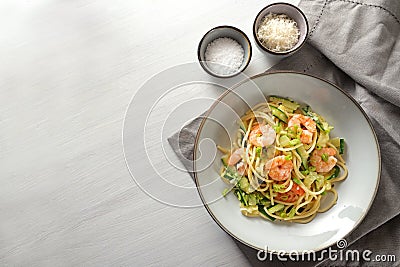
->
<box><xmin>204</xmin><ymin>37</ymin><xmax>244</xmax><ymax>75</ymax></box>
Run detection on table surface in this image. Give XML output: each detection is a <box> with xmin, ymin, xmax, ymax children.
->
<box><xmin>0</xmin><ymin>0</ymin><xmax>299</xmax><ymax>265</ymax></box>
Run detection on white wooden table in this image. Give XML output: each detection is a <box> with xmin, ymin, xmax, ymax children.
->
<box><xmin>0</xmin><ymin>0</ymin><xmax>297</xmax><ymax>265</ymax></box>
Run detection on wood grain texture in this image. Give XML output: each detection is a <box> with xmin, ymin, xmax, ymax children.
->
<box><xmin>0</xmin><ymin>0</ymin><xmax>298</xmax><ymax>265</ymax></box>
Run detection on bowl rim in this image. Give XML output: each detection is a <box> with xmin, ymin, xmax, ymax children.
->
<box><xmin>193</xmin><ymin>70</ymin><xmax>381</xmax><ymax>253</ymax></box>
<box><xmin>197</xmin><ymin>25</ymin><xmax>252</xmax><ymax>78</ymax></box>
<box><xmin>253</xmin><ymin>2</ymin><xmax>309</xmax><ymax>55</ymax></box>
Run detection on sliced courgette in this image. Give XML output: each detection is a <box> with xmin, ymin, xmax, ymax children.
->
<box><xmin>270</xmin><ymin>106</ymin><xmax>288</xmax><ymax>123</ymax></box>
<box><xmin>316</xmin><ymin>131</ymin><xmax>330</xmax><ymax>148</ymax></box>
<box><xmin>258</xmin><ymin>205</ymin><xmax>276</xmax><ymax>221</ymax></box>
<box><xmin>330</xmin><ymin>137</ymin><xmax>340</xmax><ymax>147</ymax></box>
<box><xmin>279</xmin><ymin>135</ymin><xmax>291</xmax><ymax>147</ymax></box>
<box><xmin>222</xmin><ymin>166</ymin><xmax>238</xmax><ymax>181</ymax></box>
<box><xmin>248</xmin><ymin>193</ymin><xmax>257</xmax><ymax>206</ymax></box>
<box><xmin>339</xmin><ymin>139</ymin><xmax>345</xmax><ymax>154</ymax></box>
<box><xmin>269</xmin><ymin>96</ymin><xmax>300</xmax><ymax>110</ymax></box>
<box><xmin>296</xmin><ymin>145</ymin><xmax>309</xmax><ymax>169</ymax></box>
<box><xmin>302</xmin><ymin>106</ymin><xmax>333</xmax><ymax>133</ymax></box>
<box><xmin>221</xmin><ymin>155</ymin><xmax>229</xmax><ymax>167</ymax></box>
<box><xmin>222</xmin><ymin>188</ymin><xmax>230</xmax><ymax>197</ymax></box>
<box><xmin>267</xmin><ymin>203</ymin><xmax>285</xmax><ymax>214</ymax></box>
<box><xmin>235</xmin><ymin>189</ymin><xmax>248</xmax><ymax>206</ymax></box>
<box><xmin>330</xmin><ymin>137</ymin><xmax>345</xmax><ymax>154</ymax></box>
<box><xmin>327</xmin><ymin>166</ymin><xmax>340</xmax><ymax>180</ymax></box>
<box><xmin>238</xmin><ymin>177</ymin><xmax>250</xmax><ymax>191</ymax></box>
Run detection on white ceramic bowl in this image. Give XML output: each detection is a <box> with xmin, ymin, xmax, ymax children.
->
<box><xmin>198</xmin><ymin>26</ymin><xmax>252</xmax><ymax>78</ymax></box>
<box><xmin>253</xmin><ymin>3</ymin><xmax>308</xmax><ymax>56</ymax></box>
<box><xmin>194</xmin><ymin>71</ymin><xmax>380</xmax><ymax>253</ymax></box>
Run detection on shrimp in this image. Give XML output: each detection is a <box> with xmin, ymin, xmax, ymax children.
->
<box><xmin>300</xmin><ymin>129</ymin><xmax>313</xmax><ymax>144</ymax></box>
<box><xmin>236</xmin><ymin>161</ymin><xmax>247</xmax><ymax>176</ymax></box>
<box><xmin>228</xmin><ymin>147</ymin><xmax>244</xmax><ymax>166</ymax></box>
<box><xmin>249</xmin><ymin>124</ymin><xmax>276</xmax><ymax>147</ymax></box>
<box><xmin>288</xmin><ymin>114</ymin><xmax>317</xmax><ymax>133</ymax></box>
<box><xmin>288</xmin><ymin>114</ymin><xmax>316</xmax><ymax>144</ymax></box>
<box><xmin>310</xmin><ymin>147</ymin><xmax>337</xmax><ymax>173</ymax></box>
<box><xmin>275</xmin><ymin>184</ymin><xmax>305</xmax><ymax>203</ymax></box>
<box><xmin>265</xmin><ymin>155</ymin><xmax>293</xmax><ymax>181</ymax></box>
<box><xmin>228</xmin><ymin>148</ymin><xmax>247</xmax><ymax>175</ymax></box>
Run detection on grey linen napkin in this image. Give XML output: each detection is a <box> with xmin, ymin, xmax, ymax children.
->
<box><xmin>168</xmin><ymin>0</ymin><xmax>400</xmax><ymax>266</ymax></box>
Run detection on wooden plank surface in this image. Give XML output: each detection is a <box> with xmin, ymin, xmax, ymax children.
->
<box><xmin>0</xmin><ymin>0</ymin><xmax>297</xmax><ymax>265</ymax></box>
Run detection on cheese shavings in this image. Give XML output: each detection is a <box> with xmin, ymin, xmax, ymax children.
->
<box><xmin>257</xmin><ymin>13</ymin><xmax>300</xmax><ymax>53</ymax></box>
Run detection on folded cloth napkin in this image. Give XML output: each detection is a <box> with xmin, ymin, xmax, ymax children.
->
<box><xmin>168</xmin><ymin>0</ymin><xmax>400</xmax><ymax>265</ymax></box>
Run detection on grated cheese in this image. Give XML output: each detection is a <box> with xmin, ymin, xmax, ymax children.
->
<box><xmin>257</xmin><ymin>13</ymin><xmax>300</xmax><ymax>53</ymax></box>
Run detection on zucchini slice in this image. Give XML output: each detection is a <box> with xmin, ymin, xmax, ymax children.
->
<box><xmin>269</xmin><ymin>96</ymin><xmax>300</xmax><ymax>110</ymax></box>
<box><xmin>270</xmin><ymin>106</ymin><xmax>288</xmax><ymax>123</ymax></box>
<box><xmin>330</xmin><ymin>137</ymin><xmax>345</xmax><ymax>154</ymax></box>
<box><xmin>296</xmin><ymin>145</ymin><xmax>309</xmax><ymax>169</ymax></box>
<box><xmin>267</xmin><ymin>203</ymin><xmax>285</xmax><ymax>214</ymax></box>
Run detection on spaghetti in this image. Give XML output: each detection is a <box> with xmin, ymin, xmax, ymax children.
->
<box><xmin>219</xmin><ymin>96</ymin><xmax>348</xmax><ymax>223</ymax></box>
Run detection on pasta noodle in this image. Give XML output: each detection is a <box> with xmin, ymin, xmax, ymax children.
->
<box><xmin>219</xmin><ymin>96</ymin><xmax>348</xmax><ymax>223</ymax></box>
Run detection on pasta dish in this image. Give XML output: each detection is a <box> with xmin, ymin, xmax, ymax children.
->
<box><xmin>218</xmin><ymin>96</ymin><xmax>348</xmax><ymax>223</ymax></box>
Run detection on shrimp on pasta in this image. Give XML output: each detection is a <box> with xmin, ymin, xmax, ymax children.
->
<box><xmin>218</xmin><ymin>96</ymin><xmax>348</xmax><ymax>223</ymax></box>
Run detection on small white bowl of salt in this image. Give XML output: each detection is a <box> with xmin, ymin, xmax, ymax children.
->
<box><xmin>198</xmin><ymin>26</ymin><xmax>252</xmax><ymax>78</ymax></box>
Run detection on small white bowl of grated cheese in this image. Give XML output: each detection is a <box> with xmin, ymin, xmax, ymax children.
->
<box><xmin>253</xmin><ymin>3</ymin><xmax>309</xmax><ymax>56</ymax></box>
<box><xmin>198</xmin><ymin>26</ymin><xmax>252</xmax><ymax>78</ymax></box>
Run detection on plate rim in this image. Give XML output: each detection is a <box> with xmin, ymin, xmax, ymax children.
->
<box><xmin>193</xmin><ymin>70</ymin><xmax>381</xmax><ymax>253</ymax></box>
